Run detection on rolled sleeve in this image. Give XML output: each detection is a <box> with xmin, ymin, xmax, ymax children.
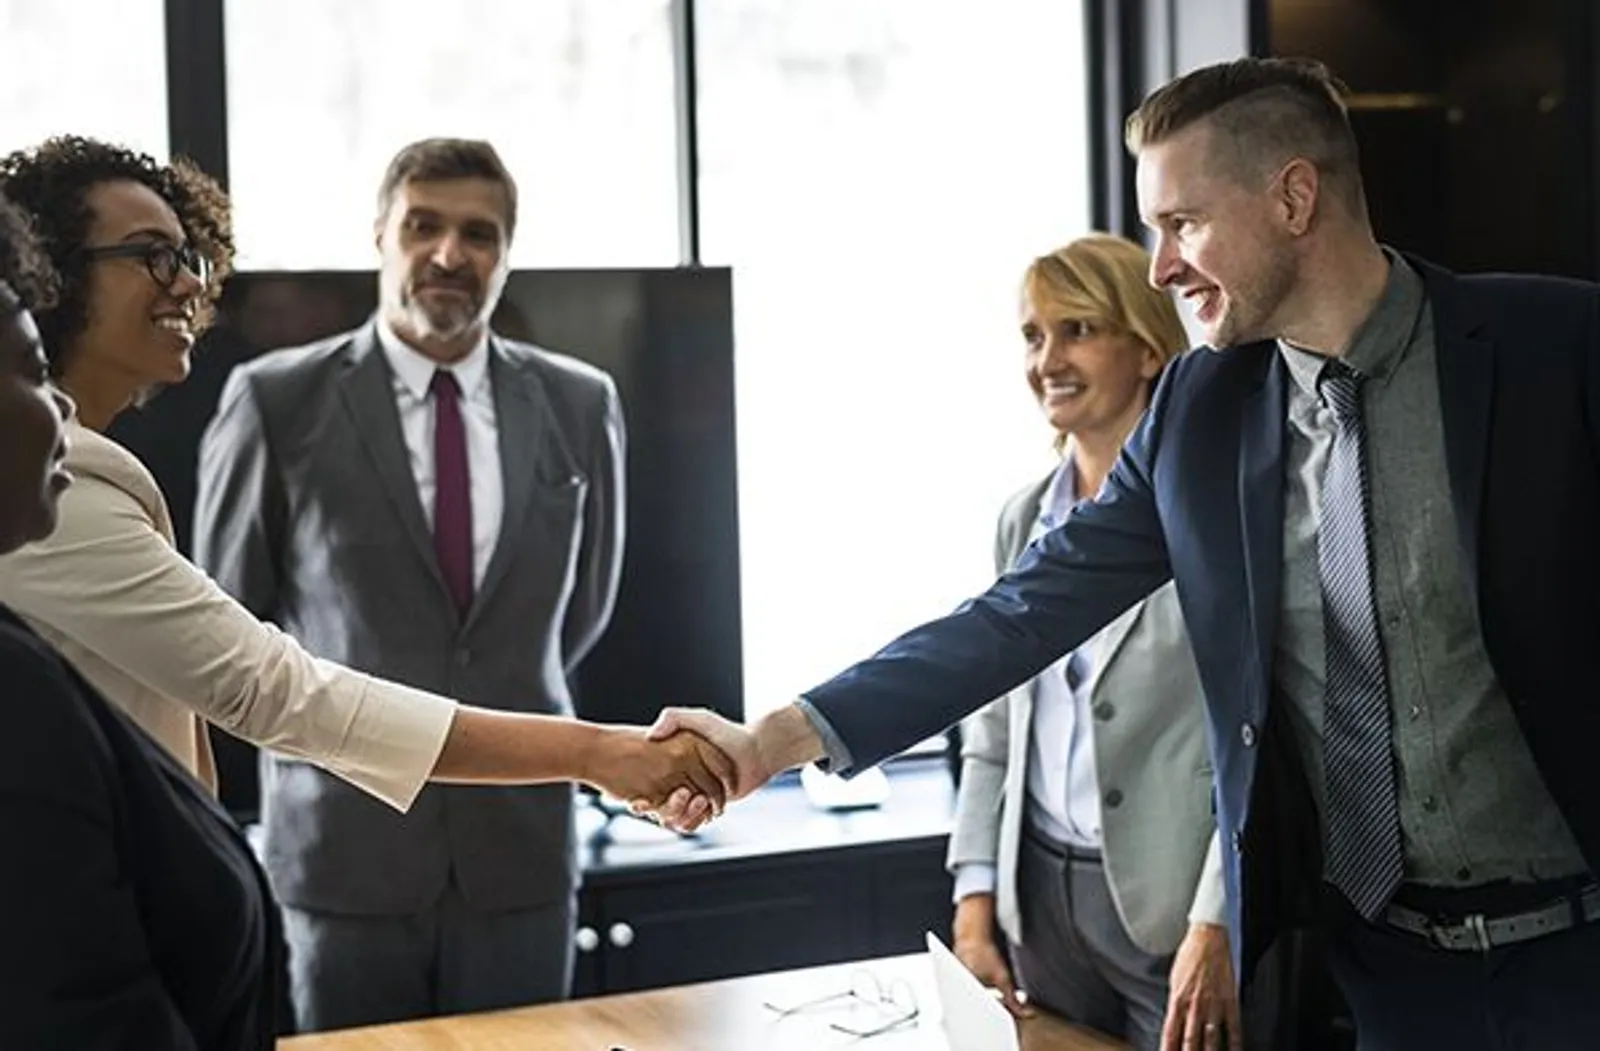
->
<box><xmin>302</xmin><ymin>667</ymin><xmax>456</xmax><ymax>811</ymax></box>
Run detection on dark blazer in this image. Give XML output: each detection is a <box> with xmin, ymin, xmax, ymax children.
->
<box><xmin>195</xmin><ymin>321</ymin><xmax>625</xmax><ymax>914</ymax></box>
<box><xmin>0</xmin><ymin>605</ymin><xmax>279</xmax><ymax>1050</ymax></box>
<box><xmin>804</xmin><ymin>256</ymin><xmax>1600</xmax><ymax>977</ymax></box>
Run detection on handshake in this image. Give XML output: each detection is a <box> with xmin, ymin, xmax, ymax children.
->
<box><xmin>578</xmin><ymin>706</ymin><xmax>821</xmax><ymax>832</ymax></box>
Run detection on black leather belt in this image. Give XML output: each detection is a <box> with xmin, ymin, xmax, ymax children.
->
<box><xmin>1383</xmin><ymin>883</ymin><xmax>1600</xmax><ymax>951</ymax></box>
<box><xmin>1021</xmin><ymin>823</ymin><xmax>1103</xmax><ymax>864</ymax></box>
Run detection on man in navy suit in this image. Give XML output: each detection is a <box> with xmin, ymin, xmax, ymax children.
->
<box><xmin>648</xmin><ymin>57</ymin><xmax>1600</xmax><ymax>1050</ymax></box>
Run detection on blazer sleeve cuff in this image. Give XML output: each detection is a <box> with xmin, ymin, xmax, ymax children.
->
<box><xmin>952</xmin><ymin>863</ymin><xmax>998</xmax><ymax>904</ymax></box>
<box><xmin>795</xmin><ymin>696</ymin><xmax>857</xmax><ymax>774</ymax></box>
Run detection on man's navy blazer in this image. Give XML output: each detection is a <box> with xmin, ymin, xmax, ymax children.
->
<box><xmin>805</xmin><ymin>256</ymin><xmax>1600</xmax><ymax>975</ymax></box>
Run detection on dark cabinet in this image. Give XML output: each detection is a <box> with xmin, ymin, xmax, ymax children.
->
<box><xmin>865</xmin><ymin>847</ymin><xmax>963</xmax><ymax>959</ymax></box>
<box><xmin>1267</xmin><ymin>0</ymin><xmax>1599</xmax><ymax>279</ymax></box>
<box><xmin>572</xmin><ymin>762</ymin><xmax>955</xmax><ymax>997</ymax></box>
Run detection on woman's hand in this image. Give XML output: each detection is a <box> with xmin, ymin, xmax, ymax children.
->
<box><xmin>953</xmin><ymin>893</ymin><xmax>1033</xmax><ymax>1018</ymax></box>
<box><xmin>581</xmin><ymin>726</ymin><xmax>735</xmax><ymax>821</ymax></box>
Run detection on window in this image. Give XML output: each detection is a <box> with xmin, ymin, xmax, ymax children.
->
<box><xmin>0</xmin><ymin>0</ymin><xmax>168</xmax><ymax>158</ymax></box>
<box><xmin>224</xmin><ymin>0</ymin><xmax>679</xmax><ymax>270</ymax></box>
<box><xmin>698</xmin><ymin>1</ymin><xmax>1090</xmax><ymax>719</ymax></box>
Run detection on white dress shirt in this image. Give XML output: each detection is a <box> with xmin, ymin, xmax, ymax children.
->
<box><xmin>376</xmin><ymin>321</ymin><xmax>503</xmax><ymax>589</ymax></box>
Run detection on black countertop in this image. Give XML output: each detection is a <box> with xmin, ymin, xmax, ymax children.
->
<box><xmin>578</xmin><ymin>759</ymin><xmax>956</xmax><ymax>882</ymax></box>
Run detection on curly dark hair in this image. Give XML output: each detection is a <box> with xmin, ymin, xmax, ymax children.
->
<box><xmin>0</xmin><ymin>135</ymin><xmax>234</xmax><ymax>369</ymax></box>
<box><xmin>0</xmin><ymin>192</ymin><xmax>59</xmax><ymax>317</ymax></box>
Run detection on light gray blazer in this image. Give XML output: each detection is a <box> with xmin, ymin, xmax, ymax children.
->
<box><xmin>194</xmin><ymin>321</ymin><xmax>625</xmax><ymax>915</ymax></box>
<box><xmin>947</xmin><ymin>473</ymin><xmax>1224</xmax><ymax>956</ymax></box>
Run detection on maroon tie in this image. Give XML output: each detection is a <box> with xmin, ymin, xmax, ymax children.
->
<box><xmin>430</xmin><ymin>370</ymin><xmax>473</xmax><ymax>615</ymax></box>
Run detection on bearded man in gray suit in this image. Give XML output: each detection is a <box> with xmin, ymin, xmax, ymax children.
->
<box><xmin>195</xmin><ymin>138</ymin><xmax>625</xmax><ymax>1031</ymax></box>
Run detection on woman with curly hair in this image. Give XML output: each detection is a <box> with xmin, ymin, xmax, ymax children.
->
<box><xmin>0</xmin><ymin>189</ymin><xmax>280</xmax><ymax>1048</ymax></box>
<box><xmin>0</xmin><ymin>138</ymin><xmax>728</xmax><ymax>824</ymax></box>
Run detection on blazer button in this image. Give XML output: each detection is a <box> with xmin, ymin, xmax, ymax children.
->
<box><xmin>1103</xmin><ymin>789</ymin><xmax>1124</xmax><ymax>808</ymax></box>
<box><xmin>1093</xmin><ymin>702</ymin><xmax>1115</xmax><ymax>721</ymax></box>
<box><xmin>1232</xmin><ymin>829</ymin><xmax>1244</xmax><ymax>853</ymax></box>
<box><xmin>1240</xmin><ymin>722</ymin><xmax>1257</xmax><ymax>748</ymax></box>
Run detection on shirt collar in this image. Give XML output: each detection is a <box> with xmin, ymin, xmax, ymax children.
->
<box><xmin>1278</xmin><ymin>248</ymin><xmax>1427</xmax><ymax>401</ymax></box>
<box><xmin>375</xmin><ymin>317</ymin><xmax>491</xmax><ymax>400</ymax></box>
<box><xmin>1037</xmin><ymin>455</ymin><xmax>1081</xmax><ymax>529</ymax></box>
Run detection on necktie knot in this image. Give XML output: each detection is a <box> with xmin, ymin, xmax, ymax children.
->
<box><xmin>430</xmin><ymin>369</ymin><xmax>462</xmax><ymax>403</ymax></box>
<box><xmin>1317</xmin><ymin>360</ymin><xmax>1364</xmax><ymax>423</ymax></box>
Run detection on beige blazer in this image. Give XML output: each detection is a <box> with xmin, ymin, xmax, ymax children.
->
<box><xmin>947</xmin><ymin>473</ymin><xmax>1225</xmax><ymax>956</ymax></box>
<box><xmin>0</xmin><ymin>422</ymin><xmax>454</xmax><ymax>811</ymax></box>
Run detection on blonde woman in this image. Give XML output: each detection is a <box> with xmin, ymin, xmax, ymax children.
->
<box><xmin>946</xmin><ymin>234</ymin><xmax>1238</xmax><ymax>1050</ymax></box>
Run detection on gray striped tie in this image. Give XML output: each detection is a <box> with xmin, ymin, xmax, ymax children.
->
<box><xmin>1317</xmin><ymin>360</ymin><xmax>1404</xmax><ymax>919</ymax></box>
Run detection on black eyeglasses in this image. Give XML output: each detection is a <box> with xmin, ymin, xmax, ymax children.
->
<box><xmin>81</xmin><ymin>241</ymin><xmax>211</xmax><ymax>289</ymax></box>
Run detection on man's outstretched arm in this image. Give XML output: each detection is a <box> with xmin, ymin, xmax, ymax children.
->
<box><xmin>636</xmin><ymin>357</ymin><xmax>1193</xmax><ymax>828</ymax></box>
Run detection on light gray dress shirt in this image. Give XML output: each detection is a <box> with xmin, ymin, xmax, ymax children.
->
<box><xmin>1273</xmin><ymin>252</ymin><xmax>1587</xmax><ymax>887</ymax></box>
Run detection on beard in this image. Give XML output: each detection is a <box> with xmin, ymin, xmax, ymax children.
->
<box><xmin>1208</xmin><ymin>248</ymin><xmax>1298</xmax><ymax>349</ymax></box>
<box><xmin>404</xmin><ymin>283</ymin><xmax>484</xmax><ymax>340</ymax></box>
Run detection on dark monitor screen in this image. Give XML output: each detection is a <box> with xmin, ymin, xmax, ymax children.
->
<box><xmin>110</xmin><ymin>267</ymin><xmax>742</xmax><ymax>818</ymax></box>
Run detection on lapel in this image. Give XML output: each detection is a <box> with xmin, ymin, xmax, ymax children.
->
<box><xmin>1088</xmin><ymin>595</ymin><xmax>1145</xmax><ymax>687</ymax></box>
<box><xmin>336</xmin><ymin>323</ymin><xmax>455</xmax><ymax>611</ymax></box>
<box><xmin>1004</xmin><ymin>475</ymin><xmax>1053</xmax><ymax>754</ymax></box>
<box><xmin>1411</xmin><ymin>256</ymin><xmax>1493</xmax><ymax>615</ymax></box>
<box><xmin>1009</xmin><ymin>468</ymin><xmax>1144</xmax><ymax>699</ymax></box>
<box><xmin>1236</xmin><ymin>342</ymin><xmax>1287</xmax><ymax>716</ymax></box>
<box><xmin>1002</xmin><ymin>476</ymin><xmax>1053</xmax><ymax>568</ymax></box>
<box><xmin>464</xmin><ymin>337</ymin><xmax>550</xmax><ymax>630</ymax></box>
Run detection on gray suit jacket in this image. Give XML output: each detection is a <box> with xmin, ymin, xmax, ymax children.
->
<box><xmin>946</xmin><ymin>473</ymin><xmax>1223</xmax><ymax>955</ymax></box>
<box><xmin>194</xmin><ymin>321</ymin><xmax>625</xmax><ymax>915</ymax></box>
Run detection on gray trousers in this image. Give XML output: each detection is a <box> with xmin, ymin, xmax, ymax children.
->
<box><xmin>1010</xmin><ymin>827</ymin><xmax>1173</xmax><ymax>1051</ymax></box>
<box><xmin>281</xmin><ymin>878</ymin><xmax>576</xmax><ymax>1033</ymax></box>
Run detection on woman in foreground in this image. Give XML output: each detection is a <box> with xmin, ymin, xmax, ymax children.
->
<box><xmin>0</xmin><ymin>189</ymin><xmax>277</xmax><ymax>1048</ymax></box>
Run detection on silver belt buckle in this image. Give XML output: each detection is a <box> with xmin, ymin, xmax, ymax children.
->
<box><xmin>1460</xmin><ymin>913</ymin><xmax>1493</xmax><ymax>952</ymax></box>
<box><xmin>1427</xmin><ymin>912</ymin><xmax>1492</xmax><ymax>951</ymax></box>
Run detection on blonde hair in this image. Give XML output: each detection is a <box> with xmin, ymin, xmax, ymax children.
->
<box><xmin>1022</xmin><ymin>233</ymin><xmax>1187</xmax><ymax>366</ymax></box>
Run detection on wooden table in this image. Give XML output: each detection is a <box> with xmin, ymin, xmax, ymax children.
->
<box><xmin>277</xmin><ymin>953</ymin><xmax>1129</xmax><ymax>1051</ymax></box>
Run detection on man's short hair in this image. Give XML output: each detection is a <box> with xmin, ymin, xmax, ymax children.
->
<box><xmin>376</xmin><ymin>138</ymin><xmax>518</xmax><ymax>237</ymax></box>
<box><xmin>1125</xmin><ymin>57</ymin><xmax>1364</xmax><ymax>207</ymax></box>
